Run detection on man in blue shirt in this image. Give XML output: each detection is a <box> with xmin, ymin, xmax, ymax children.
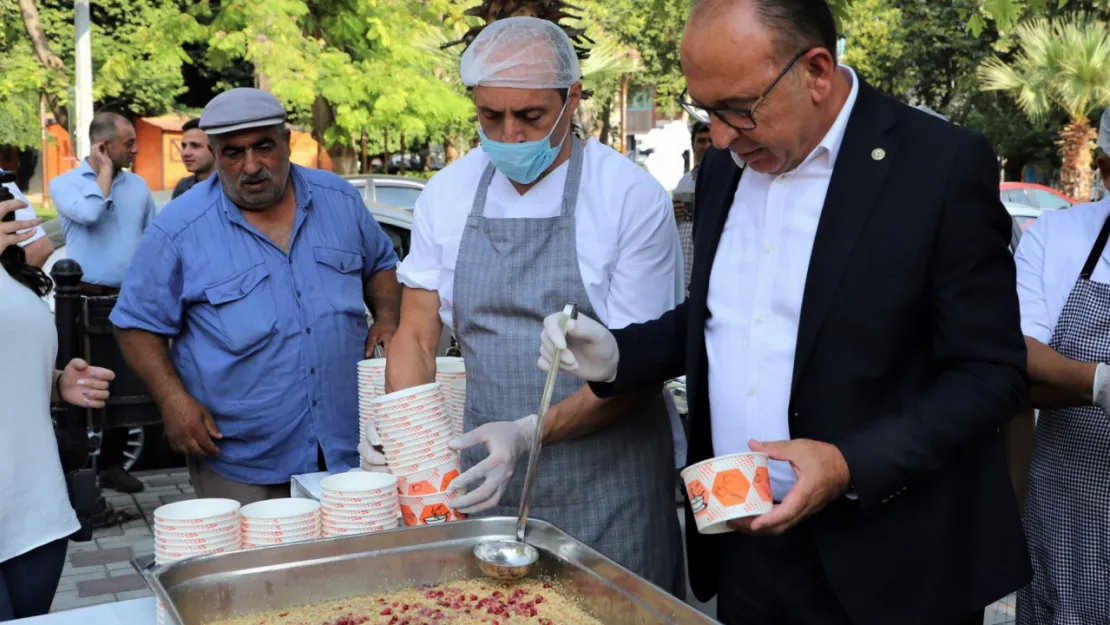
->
<box><xmin>110</xmin><ymin>89</ymin><xmax>402</xmax><ymax>504</ymax></box>
<box><xmin>48</xmin><ymin>112</ymin><xmax>156</xmax><ymax>294</ymax></box>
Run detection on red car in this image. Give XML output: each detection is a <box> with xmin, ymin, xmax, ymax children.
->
<box><xmin>1000</xmin><ymin>182</ymin><xmax>1074</xmax><ymax>210</ymax></box>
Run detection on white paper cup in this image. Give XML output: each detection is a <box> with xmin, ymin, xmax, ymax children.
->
<box><xmin>681</xmin><ymin>452</ymin><xmax>774</xmax><ymax>535</ymax></box>
<box><xmin>399</xmin><ymin>492</ymin><xmax>464</xmax><ymax>527</ymax></box>
<box><xmin>243</xmin><ymin>525</ymin><xmax>318</xmax><ymax>539</ymax></box>
<box><xmin>371</xmin><ymin>382</ymin><xmax>440</xmax><ymax>404</ymax></box>
<box><xmin>155</xmin><ymin>543</ymin><xmax>238</xmax><ymax>560</ymax></box>
<box><xmin>322</xmin><ymin>508</ymin><xmax>397</xmax><ymax>526</ymax></box>
<box><xmin>154</xmin><ymin>499</ymin><xmax>240</xmax><ymax>525</ymax></box>
<box><xmin>323</xmin><ymin>517</ymin><xmax>397</xmax><ymax>532</ymax></box>
<box><xmin>156</xmin><ymin>534</ymin><xmax>240</xmax><ymax>551</ymax></box>
<box><xmin>240</xmin><ymin>499</ymin><xmax>320</xmax><ymax>522</ymax></box>
<box><xmin>155</xmin><ymin>523</ymin><xmax>239</xmax><ymax>540</ymax></box>
<box><xmin>395</xmin><ymin>456</ymin><xmax>461</xmax><ymax>496</ymax></box>
<box><xmin>357</xmin><ymin>358</ymin><xmax>387</xmax><ymax>370</ymax></box>
<box><xmin>390</xmin><ymin>452</ymin><xmax>457</xmax><ymax>476</ymax></box>
<box><xmin>388</xmin><ymin>444</ymin><xmax>453</xmax><ymax>468</ymax></box>
<box><xmin>320</xmin><ymin>471</ymin><xmax>398</xmax><ymax>497</ymax></box>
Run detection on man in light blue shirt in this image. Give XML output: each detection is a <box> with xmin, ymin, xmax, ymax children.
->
<box><xmin>49</xmin><ymin>112</ymin><xmax>156</xmax><ymax>292</ymax></box>
<box><xmin>111</xmin><ymin>89</ymin><xmax>402</xmax><ymax>505</ymax></box>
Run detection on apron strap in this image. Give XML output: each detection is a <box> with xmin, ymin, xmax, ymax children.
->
<box><xmin>469</xmin><ymin>163</ymin><xmax>499</xmax><ymax>218</ymax></box>
<box><xmin>1080</xmin><ymin>213</ymin><xmax>1110</xmax><ymax>279</ymax></box>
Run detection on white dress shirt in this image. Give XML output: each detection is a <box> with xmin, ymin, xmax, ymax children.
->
<box><xmin>1016</xmin><ymin>196</ymin><xmax>1110</xmax><ymax>343</ymax></box>
<box><xmin>0</xmin><ymin>269</ymin><xmax>80</xmax><ymax>564</ymax></box>
<box><xmin>705</xmin><ymin>67</ymin><xmax>860</xmax><ymax>501</ymax></box>
<box><xmin>398</xmin><ymin>137</ymin><xmax>684</xmax><ymax>330</ymax></box>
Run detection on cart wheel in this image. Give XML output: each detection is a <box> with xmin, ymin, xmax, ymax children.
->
<box><xmin>87</xmin><ymin>426</ymin><xmax>147</xmax><ymax>472</ymax></box>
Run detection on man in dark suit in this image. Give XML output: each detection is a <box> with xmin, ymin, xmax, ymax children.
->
<box><xmin>537</xmin><ymin>1</ymin><xmax>1031</xmax><ymax>624</ymax></box>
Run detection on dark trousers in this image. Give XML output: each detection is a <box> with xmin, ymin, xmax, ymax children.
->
<box><xmin>716</xmin><ymin>529</ymin><xmax>985</xmax><ymax>625</ymax></box>
<box><xmin>98</xmin><ymin>427</ymin><xmax>130</xmax><ymax>471</ymax></box>
<box><xmin>0</xmin><ymin>538</ymin><xmax>68</xmax><ymax>621</ymax></box>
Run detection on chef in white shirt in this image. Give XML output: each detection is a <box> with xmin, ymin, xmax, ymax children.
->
<box><xmin>369</xmin><ymin>16</ymin><xmax>685</xmax><ymax>595</ymax></box>
<box><xmin>1</xmin><ymin>171</ymin><xmax>52</xmax><ymax>268</ymax></box>
<box><xmin>1015</xmin><ymin>107</ymin><xmax>1110</xmax><ymax>624</ymax></box>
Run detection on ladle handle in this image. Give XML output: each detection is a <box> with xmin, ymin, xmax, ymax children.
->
<box><xmin>516</xmin><ymin>303</ymin><xmax>578</xmax><ymax>544</ymax></box>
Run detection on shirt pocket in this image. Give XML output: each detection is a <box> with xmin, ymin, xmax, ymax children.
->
<box><xmin>203</xmin><ymin>263</ymin><xmax>277</xmax><ymax>355</ymax></box>
<box><xmin>313</xmin><ymin>246</ymin><xmax>366</xmax><ymax>316</ymax></box>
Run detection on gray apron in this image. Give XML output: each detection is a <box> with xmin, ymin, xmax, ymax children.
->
<box><xmin>452</xmin><ymin>136</ymin><xmax>685</xmax><ymax>596</ymax></box>
<box><xmin>1017</xmin><ymin>215</ymin><xmax>1110</xmax><ymax>624</ymax></box>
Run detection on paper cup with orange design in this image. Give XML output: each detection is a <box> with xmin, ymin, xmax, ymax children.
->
<box><xmin>399</xmin><ymin>492</ymin><xmax>465</xmax><ymax>527</ymax></box>
<box><xmin>680</xmin><ymin>452</ymin><xmax>773</xmax><ymax>534</ymax></box>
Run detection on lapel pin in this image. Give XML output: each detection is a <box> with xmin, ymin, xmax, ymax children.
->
<box><xmin>871</xmin><ymin>148</ymin><xmax>886</xmax><ymax>161</ymax></box>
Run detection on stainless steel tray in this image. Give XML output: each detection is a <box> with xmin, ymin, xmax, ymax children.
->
<box><xmin>137</xmin><ymin>517</ymin><xmax>718</xmax><ymax>625</ymax></box>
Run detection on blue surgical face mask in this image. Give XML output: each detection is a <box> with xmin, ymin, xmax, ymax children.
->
<box><xmin>479</xmin><ymin>98</ymin><xmax>570</xmax><ymax>185</ymax></box>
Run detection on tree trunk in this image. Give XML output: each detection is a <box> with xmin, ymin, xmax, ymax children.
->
<box><xmin>399</xmin><ymin>130</ymin><xmax>406</xmax><ymax>175</ymax></box>
<box><xmin>444</xmin><ymin>133</ymin><xmax>459</xmax><ymax>164</ymax></box>
<box><xmin>382</xmin><ymin>129</ymin><xmax>391</xmax><ymax>173</ymax></box>
<box><xmin>360</xmin><ymin>130</ymin><xmax>368</xmax><ymax>174</ymax></box>
<box><xmin>328</xmin><ymin>144</ymin><xmax>359</xmax><ymax>176</ymax></box>
<box><xmin>618</xmin><ymin>76</ymin><xmax>630</xmax><ymax>154</ymax></box>
<box><xmin>17</xmin><ymin>0</ymin><xmax>69</xmax><ymax>133</ymax></box>
<box><xmin>598</xmin><ymin>99</ymin><xmax>613</xmax><ymax>147</ymax></box>
<box><xmin>1058</xmin><ymin>118</ymin><xmax>1097</xmax><ymax>202</ymax></box>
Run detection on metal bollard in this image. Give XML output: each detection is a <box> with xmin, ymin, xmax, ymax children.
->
<box><xmin>50</xmin><ymin>259</ymin><xmax>99</xmax><ymax>542</ymax></box>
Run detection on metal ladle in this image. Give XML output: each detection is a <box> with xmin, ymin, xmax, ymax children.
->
<box><xmin>474</xmin><ymin>303</ymin><xmax>579</xmax><ymax>580</ymax></box>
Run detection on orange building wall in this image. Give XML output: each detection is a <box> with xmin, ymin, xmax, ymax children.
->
<box><xmin>133</xmin><ymin>119</ymin><xmax>165</xmax><ymax>191</ymax></box>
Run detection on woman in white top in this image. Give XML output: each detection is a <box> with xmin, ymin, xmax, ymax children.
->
<box><xmin>0</xmin><ymin>198</ymin><xmax>115</xmax><ymax>621</ymax></box>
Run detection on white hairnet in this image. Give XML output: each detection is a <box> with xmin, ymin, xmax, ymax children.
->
<box><xmin>1099</xmin><ymin>107</ymin><xmax>1110</xmax><ymax>154</ymax></box>
<box><xmin>460</xmin><ymin>17</ymin><xmax>582</xmax><ymax>89</ymax></box>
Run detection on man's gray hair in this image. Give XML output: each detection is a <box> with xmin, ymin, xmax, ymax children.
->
<box><xmin>88</xmin><ymin>112</ymin><xmax>130</xmax><ymax>143</ymax></box>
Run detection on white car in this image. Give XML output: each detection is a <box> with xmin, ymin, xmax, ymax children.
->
<box><xmin>1005</xmin><ymin>201</ymin><xmax>1057</xmax><ymax>252</ymax></box>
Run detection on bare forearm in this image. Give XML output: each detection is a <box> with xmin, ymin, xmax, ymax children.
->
<box><xmin>114</xmin><ymin>328</ymin><xmax>186</xmax><ymax>406</ymax></box>
<box><xmin>365</xmin><ymin>269</ymin><xmax>401</xmax><ymax>327</ymax></box>
<box><xmin>384</xmin><ymin>328</ymin><xmax>437</xmax><ymax>393</ymax></box>
<box><xmin>1027</xmin><ymin>337</ymin><xmax>1096</xmax><ymax>409</ymax></box>
<box><xmin>23</xmin><ymin>237</ymin><xmax>52</xmax><ymax>267</ymax></box>
<box><xmin>97</xmin><ymin>169</ymin><xmax>112</xmax><ymax>198</ymax></box>
<box><xmin>543</xmin><ymin>384</ymin><xmax>660</xmax><ymax>445</ymax></box>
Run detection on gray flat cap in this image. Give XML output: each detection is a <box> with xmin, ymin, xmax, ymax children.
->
<box><xmin>199</xmin><ymin>88</ymin><xmax>287</xmax><ymax>135</ymax></box>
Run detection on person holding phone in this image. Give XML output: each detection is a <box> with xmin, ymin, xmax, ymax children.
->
<box><xmin>0</xmin><ymin>199</ymin><xmax>116</xmax><ymax>620</ymax></box>
<box><xmin>0</xmin><ymin>171</ymin><xmax>52</xmax><ymax>268</ymax></box>
<box><xmin>672</xmin><ymin>122</ymin><xmax>711</xmax><ymax>296</ymax></box>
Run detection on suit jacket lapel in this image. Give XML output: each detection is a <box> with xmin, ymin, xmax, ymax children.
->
<box><xmin>791</xmin><ymin>83</ymin><xmax>897</xmax><ymax>395</ymax></box>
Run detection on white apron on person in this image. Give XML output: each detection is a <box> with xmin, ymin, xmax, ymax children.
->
<box><xmin>451</xmin><ymin>135</ymin><xmax>685</xmax><ymax>596</ymax></box>
<box><xmin>1017</xmin><ymin>214</ymin><xmax>1110</xmax><ymax>624</ymax></box>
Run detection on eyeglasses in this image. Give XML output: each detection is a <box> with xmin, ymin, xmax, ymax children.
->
<box><xmin>677</xmin><ymin>49</ymin><xmax>811</xmax><ymax>132</ymax></box>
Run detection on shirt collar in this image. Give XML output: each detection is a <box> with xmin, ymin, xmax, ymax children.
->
<box><xmin>730</xmin><ymin>65</ymin><xmax>860</xmax><ymax>170</ymax></box>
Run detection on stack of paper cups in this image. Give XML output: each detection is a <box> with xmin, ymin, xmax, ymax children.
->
<box><xmin>320</xmin><ymin>472</ymin><xmax>401</xmax><ymax>537</ymax></box>
<box><xmin>435</xmin><ymin>358</ymin><xmax>466</xmax><ymax>436</ymax></box>
<box><xmin>357</xmin><ymin>358</ymin><xmax>387</xmax><ymax>400</ymax></box>
<box><xmin>444</xmin><ymin>378</ymin><xmax>466</xmax><ymax>436</ymax></box>
<box><xmin>240</xmin><ymin>499</ymin><xmax>321</xmax><ymax>548</ymax></box>
<box><xmin>366</xmin><ymin>383</ymin><xmax>465</xmax><ymax>525</ymax></box>
<box><xmin>152</xmin><ymin>499</ymin><xmax>242</xmax><ymax>624</ymax></box>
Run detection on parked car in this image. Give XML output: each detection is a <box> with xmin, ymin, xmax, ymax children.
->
<box><xmin>1001</xmin><ymin>182</ymin><xmax>1074</xmax><ymax>211</ymax></box>
<box><xmin>344</xmin><ymin>174</ymin><xmax>426</xmax><ymax>212</ymax></box>
<box><xmin>41</xmin><ymin>199</ymin><xmax>450</xmax><ymax>471</ymax></box>
<box><xmin>1006</xmin><ymin>201</ymin><xmax>1058</xmax><ymax>251</ymax></box>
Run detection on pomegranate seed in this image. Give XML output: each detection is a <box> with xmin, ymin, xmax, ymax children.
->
<box><xmin>492</xmin><ymin>591</ymin><xmax>503</xmax><ymax>598</ymax></box>
<box><xmin>469</xmin><ymin>594</ymin><xmax>478</xmax><ymax>601</ymax></box>
<box><xmin>535</xmin><ymin>595</ymin><xmax>544</xmax><ymax>604</ymax></box>
<box><xmin>542</xmin><ymin>582</ymin><xmax>552</xmax><ymax>589</ymax></box>
<box><xmin>380</xmin><ymin>608</ymin><xmax>392</xmax><ymax>615</ymax></box>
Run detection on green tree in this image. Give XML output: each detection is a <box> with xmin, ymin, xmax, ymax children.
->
<box><xmin>979</xmin><ymin>15</ymin><xmax>1110</xmax><ymax>201</ymax></box>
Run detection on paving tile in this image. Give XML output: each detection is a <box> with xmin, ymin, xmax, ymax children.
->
<box><xmin>161</xmin><ymin>493</ymin><xmax>193</xmax><ymax>505</ymax></box>
<box><xmin>93</xmin><ymin>525</ymin><xmax>124</xmax><ymax>538</ymax></box>
<box><xmin>106</xmin><ymin>494</ymin><xmax>135</xmax><ymax>507</ymax></box>
<box><xmin>62</xmin><ymin>559</ymin><xmax>105</xmax><ymax>575</ymax></box>
<box><xmin>77</xmin><ymin>573</ymin><xmax>148</xmax><ymax>598</ymax></box>
<box><xmin>66</xmin><ymin>541</ymin><xmax>100</xmax><ymax>553</ymax></box>
<box><xmin>95</xmin><ymin>535</ymin><xmax>152</xmax><ymax>552</ymax></box>
<box><xmin>146</xmin><ymin>475</ymin><xmax>191</xmax><ymax>487</ymax></box>
<box><xmin>51</xmin><ymin>590</ymin><xmax>115</xmax><ymax>612</ymax></box>
<box><xmin>106</xmin><ymin>561</ymin><xmax>137</xmax><ymax>572</ymax></box>
<box><xmin>57</xmin><ymin>571</ymin><xmax>108</xmax><ymax>593</ymax></box>
<box><xmin>70</xmin><ymin>546</ymin><xmax>134</xmax><ymax>567</ymax></box>
<box><xmin>123</xmin><ymin>518</ymin><xmax>150</xmax><ymax>531</ymax></box>
<box><xmin>115</xmin><ymin>589</ymin><xmax>154</xmax><ymax>601</ymax></box>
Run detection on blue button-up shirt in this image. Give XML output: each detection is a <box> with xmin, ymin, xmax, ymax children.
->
<box><xmin>110</xmin><ymin>166</ymin><xmax>399</xmax><ymax>484</ymax></box>
<box><xmin>48</xmin><ymin>159</ymin><xmax>156</xmax><ymax>287</ymax></box>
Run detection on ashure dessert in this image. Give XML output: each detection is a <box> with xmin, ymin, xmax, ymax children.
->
<box><xmin>204</xmin><ymin>579</ymin><xmax>603</xmax><ymax>625</ymax></box>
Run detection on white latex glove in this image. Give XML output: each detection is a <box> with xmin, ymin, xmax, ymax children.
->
<box><xmin>357</xmin><ymin>420</ymin><xmax>390</xmax><ymax>473</ymax></box>
<box><xmin>538</xmin><ymin>311</ymin><xmax>619</xmax><ymax>383</ymax></box>
<box><xmin>1094</xmin><ymin>363</ymin><xmax>1110</xmax><ymax>416</ymax></box>
<box><xmin>447</xmin><ymin>414</ymin><xmax>538</xmax><ymax>514</ymax></box>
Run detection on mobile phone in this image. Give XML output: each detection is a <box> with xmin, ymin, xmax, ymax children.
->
<box><xmin>0</xmin><ymin>173</ymin><xmax>16</xmax><ymax>223</ymax></box>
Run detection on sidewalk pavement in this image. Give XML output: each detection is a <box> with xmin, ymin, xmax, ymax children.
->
<box><xmin>50</xmin><ymin>469</ymin><xmax>1017</xmax><ymax>624</ymax></box>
